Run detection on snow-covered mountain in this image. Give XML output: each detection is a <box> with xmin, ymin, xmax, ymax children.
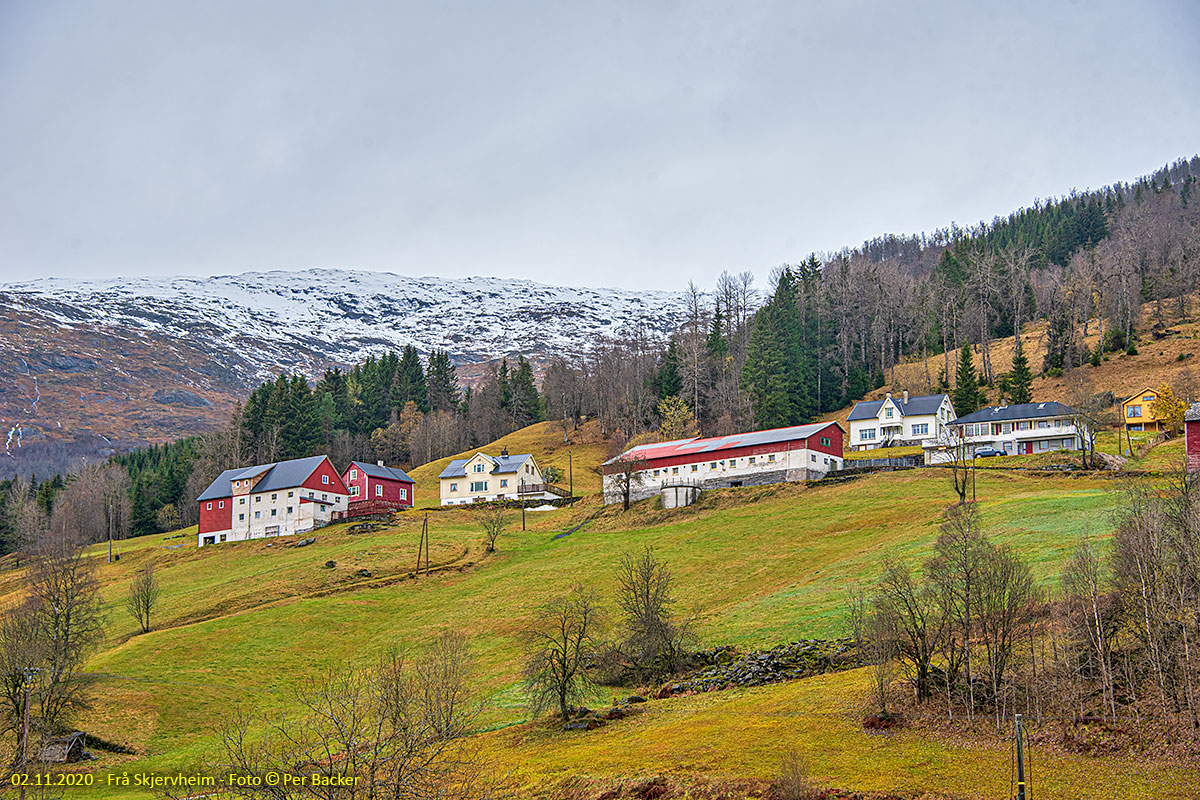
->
<box><xmin>0</xmin><ymin>269</ymin><xmax>695</xmax><ymax>477</ymax></box>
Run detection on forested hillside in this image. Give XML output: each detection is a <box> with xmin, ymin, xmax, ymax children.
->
<box><xmin>3</xmin><ymin>156</ymin><xmax>1198</xmax><ymax>547</ymax></box>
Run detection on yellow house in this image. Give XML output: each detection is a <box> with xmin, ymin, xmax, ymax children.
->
<box><xmin>1121</xmin><ymin>387</ymin><xmax>1164</xmax><ymax>432</ymax></box>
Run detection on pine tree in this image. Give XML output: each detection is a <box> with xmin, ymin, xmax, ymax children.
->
<box><xmin>510</xmin><ymin>355</ymin><xmax>544</xmax><ymax>428</ymax></box>
<box><xmin>651</xmin><ymin>340</ymin><xmax>682</xmax><ymax>400</ymax></box>
<box><xmin>741</xmin><ymin>268</ymin><xmax>812</xmax><ymax>429</ymax></box>
<box><xmin>394</xmin><ymin>345</ymin><xmax>429</xmax><ymax>413</ymax></box>
<box><xmin>952</xmin><ymin>342</ymin><xmax>984</xmax><ymax>415</ymax></box>
<box><xmin>426</xmin><ymin>350</ymin><xmax>461</xmax><ymax>412</ymax></box>
<box><xmin>1008</xmin><ymin>341</ymin><xmax>1033</xmax><ymax>404</ymax></box>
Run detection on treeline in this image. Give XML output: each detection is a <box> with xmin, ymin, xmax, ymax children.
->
<box><xmin>861</xmin><ymin>473</ymin><xmax>1200</xmax><ymax>745</ymax></box>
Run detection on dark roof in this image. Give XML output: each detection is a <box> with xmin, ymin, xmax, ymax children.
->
<box><xmin>1186</xmin><ymin>402</ymin><xmax>1200</xmax><ymax>423</ymax></box>
<box><xmin>197</xmin><ymin>455</ymin><xmax>331</xmax><ymax>501</ymax></box>
<box><xmin>438</xmin><ymin>452</ymin><xmax>534</xmax><ymax>479</ymax></box>
<box><xmin>349</xmin><ymin>461</ymin><xmax>414</xmax><ymax>483</ymax></box>
<box><xmin>605</xmin><ymin>421</ymin><xmax>842</xmax><ymax>465</ymax></box>
<box><xmin>847</xmin><ymin>394</ymin><xmax>951</xmax><ymax>421</ymax></box>
<box><xmin>951</xmin><ymin>401</ymin><xmax>1076</xmax><ymax>426</ymax></box>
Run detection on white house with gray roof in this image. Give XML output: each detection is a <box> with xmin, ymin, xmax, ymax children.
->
<box><xmin>847</xmin><ymin>391</ymin><xmax>956</xmax><ymax>450</ymax></box>
<box><xmin>437</xmin><ymin>448</ymin><xmax>554</xmax><ymax>505</ymax></box>
<box><xmin>923</xmin><ymin>400</ymin><xmax>1087</xmax><ymax>464</ymax></box>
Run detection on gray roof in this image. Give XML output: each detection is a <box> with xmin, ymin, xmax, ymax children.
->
<box><xmin>437</xmin><ymin>452</ymin><xmax>533</xmax><ymax>479</ymax></box>
<box><xmin>1186</xmin><ymin>402</ymin><xmax>1200</xmax><ymax>423</ymax></box>
<box><xmin>349</xmin><ymin>461</ymin><xmax>414</xmax><ymax>483</ymax></box>
<box><xmin>197</xmin><ymin>455</ymin><xmax>331</xmax><ymax>501</ymax></box>
<box><xmin>951</xmin><ymin>401</ymin><xmax>1075</xmax><ymax>426</ymax></box>
<box><xmin>847</xmin><ymin>394</ymin><xmax>951</xmax><ymax>421</ymax></box>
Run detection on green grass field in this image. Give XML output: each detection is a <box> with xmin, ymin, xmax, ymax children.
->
<box><xmin>36</xmin><ymin>459</ymin><xmax>1193</xmax><ymax>799</ymax></box>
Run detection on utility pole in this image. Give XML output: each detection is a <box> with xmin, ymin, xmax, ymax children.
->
<box><xmin>20</xmin><ymin>666</ymin><xmax>38</xmax><ymax>799</ymax></box>
<box><xmin>568</xmin><ymin>450</ymin><xmax>574</xmax><ymax>508</ymax></box>
<box><xmin>521</xmin><ymin>480</ymin><xmax>526</xmax><ymax>531</ymax></box>
<box><xmin>1014</xmin><ymin>713</ymin><xmax>1027</xmax><ymax>800</ymax></box>
<box><xmin>108</xmin><ymin>498</ymin><xmax>113</xmax><ymax>564</ymax></box>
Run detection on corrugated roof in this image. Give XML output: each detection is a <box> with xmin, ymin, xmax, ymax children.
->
<box><xmin>847</xmin><ymin>394</ymin><xmax>950</xmax><ymax>421</ymax></box>
<box><xmin>349</xmin><ymin>461</ymin><xmax>415</xmax><ymax>483</ymax></box>
<box><xmin>605</xmin><ymin>421</ymin><xmax>841</xmax><ymax>465</ymax></box>
<box><xmin>196</xmin><ymin>455</ymin><xmax>331</xmax><ymax>501</ymax></box>
<box><xmin>951</xmin><ymin>401</ymin><xmax>1075</xmax><ymax>426</ymax></box>
<box><xmin>437</xmin><ymin>452</ymin><xmax>533</xmax><ymax>478</ymax></box>
<box><xmin>1185</xmin><ymin>402</ymin><xmax>1200</xmax><ymax>423</ymax></box>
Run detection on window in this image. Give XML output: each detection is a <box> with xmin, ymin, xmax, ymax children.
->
<box><xmin>254</xmin><ymin>511</ymin><xmax>261</xmax><ymax>519</ymax></box>
<box><xmin>1002</xmin><ymin>423</ymin><xmax>1012</xmax><ymax>433</ymax></box>
<box><xmin>1037</xmin><ymin>420</ymin><xmax>1049</xmax><ymax>429</ymax></box>
<box><xmin>811</xmin><ymin>454</ymin><xmax>817</xmax><ymax>462</ymax></box>
<box><xmin>399</xmin><ymin>488</ymin><xmax>407</xmax><ymax>500</ymax></box>
<box><xmin>672</xmin><ymin>467</ymin><xmax>679</xmax><ymax>475</ymax></box>
<box><xmin>473</xmin><ymin>463</ymin><xmax>485</xmax><ymax>473</ymax></box>
<box><xmin>219</xmin><ymin>534</ymin><xmax>227</xmax><ymax>542</ymax></box>
<box><xmin>271</xmin><ymin>493</ymin><xmax>277</xmax><ymax>501</ymax></box>
<box><xmin>653</xmin><ymin>470</ymin><xmax>659</xmax><ymax>477</ymax></box>
<box><xmin>350</xmin><ymin>486</ymin><xmax>360</xmax><ymax>497</ymax></box>
<box><xmin>349</xmin><ymin>469</ymin><xmax>357</xmax><ymax>481</ymax></box>
<box><xmin>1127</xmin><ymin>406</ymin><xmax>1142</xmax><ymax>418</ymax></box>
<box><xmin>710</xmin><ymin>462</ymin><xmax>718</xmax><ymax>469</ymax></box>
<box><xmin>271</xmin><ymin>509</ymin><xmax>277</xmax><ymax>517</ymax></box>
<box><xmin>860</xmin><ymin>428</ymin><xmax>876</xmax><ymax>441</ymax></box>
<box><xmin>288</xmin><ymin>491</ymin><xmax>294</xmax><ymax>498</ymax></box>
<box><xmin>691</xmin><ymin>464</ymin><xmax>699</xmax><ymax>472</ymax></box>
<box><xmin>911</xmin><ymin>424</ymin><xmax>928</xmax><ymax>436</ymax></box>
<box><xmin>206</xmin><ymin>502</ymin><xmax>212</xmax><ymax>510</ymax></box>
<box><xmin>256</xmin><ymin>496</ymin><xmax>262</xmax><ymax>502</ymax></box>
<box><xmin>287</xmin><ymin>506</ymin><xmax>293</xmax><ymax>514</ymax></box>
<box><xmin>322</xmin><ymin>493</ymin><xmax>328</xmax><ymax>501</ymax></box>
<box><xmin>375</xmin><ymin>485</ymin><xmax>383</xmax><ymax>497</ymax></box>
<box><xmin>470</xmin><ymin>481</ymin><xmax>488</xmax><ymax>492</ymax></box>
<box><xmin>240</xmin><ymin>498</ymin><xmax>245</xmax><ymax>505</ymax></box>
<box><xmin>218</xmin><ymin>500</ymin><xmax>224</xmax><ymax>509</ymax></box>
<box><xmin>768</xmin><ymin>454</ymin><xmax>776</xmax><ymax>462</ymax></box>
<box><xmin>450</xmin><ymin>483</ymin><xmax>458</xmax><ymax>492</ymax></box>
<box><xmin>749</xmin><ymin>457</ymin><xmax>756</xmax><ymax>465</ymax></box>
<box><xmin>239</xmin><ymin>513</ymin><xmax>245</xmax><ymax>521</ymax></box>
<box><xmin>885</xmin><ymin>408</ymin><xmax>893</xmax><ymax>419</ymax></box>
<box><xmin>1144</xmin><ymin>395</ymin><xmax>1155</xmax><ymax>402</ymax></box>
<box><xmin>308</xmin><ymin>490</ymin><xmax>315</xmax><ymax>497</ymax></box>
<box><xmin>322</xmin><ymin>475</ymin><xmax>329</xmax><ymax>485</ymax></box>
<box><xmin>820</xmin><ymin>435</ymin><xmax>831</xmax><ymax>446</ymax></box>
<box><xmin>500</xmin><ymin>479</ymin><xmax>508</xmax><ymax>488</ymax></box>
<box><xmin>1019</xmin><ymin>421</ymin><xmax>1031</xmax><ymax>430</ymax></box>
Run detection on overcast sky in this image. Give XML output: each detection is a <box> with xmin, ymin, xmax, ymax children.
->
<box><xmin>1</xmin><ymin>1</ymin><xmax>1196</xmax><ymax>291</ymax></box>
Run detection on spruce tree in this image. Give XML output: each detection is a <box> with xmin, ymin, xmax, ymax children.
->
<box><xmin>510</xmin><ymin>355</ymin><xmax>544</xmax><ymax>428</ymax></box>
<box><xmin>425</xmin><ymin>350</ymin><xmax>461</xmax><ymax>412</ymax></box>
<box><xmin>394</xmin><ymin>345</ymin><xmax>429</xmax><ymax>413</ymax></box>
<box><xmin>1008</xmin><ymin>341</ymin><xmax>1033</xmax><ymax>405</ymax></box>
<box><xmin>651</xmin><ymin>340</ymin><xmax>682</xmax><ymax>400</ymax></box>
<box><xmin>952</xmin><ymin>342</ymin><xmax>984</xmax><ymax>415</ymax></box>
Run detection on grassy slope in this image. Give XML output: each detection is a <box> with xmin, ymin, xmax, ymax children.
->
<box><xmin>405</xmin><ymin>420</ymin><xmax>611</xmax><ymax>507</ymax></box>
<box><xmin>53</xmin><ymin>467</ymin><xmax>1193</xmax><ymax>798</ymax></box>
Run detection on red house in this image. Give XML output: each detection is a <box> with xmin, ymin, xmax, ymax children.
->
<box><xmin>1186</xmin><ymin>403</ymin><xmax>1200</xmax><ymax>473</ymax></box>
<box><xmin>342</xmin><ymin>461</ymin><xmax>415</xmax><ymax>510</ymax></box>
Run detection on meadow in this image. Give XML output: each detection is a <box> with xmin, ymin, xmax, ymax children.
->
<box><xmin>23</xmin><ymin>452</ymin><xmax>1192</xmax><ymax>798</ymax></box>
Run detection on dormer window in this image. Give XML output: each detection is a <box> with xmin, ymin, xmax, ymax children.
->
<box><xmin>885</xmin><ymin>409</ymin><xmax>893</xmax><ymax>419</ymax></box>
<box><xmin>322</xmin><ymin>475</ymin><xmax>329</xmax><ymax>485</ymax></box>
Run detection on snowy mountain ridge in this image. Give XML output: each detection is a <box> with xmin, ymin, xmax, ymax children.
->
<box><xmin>2</xmin><ymin>268</ymin><xmax>695</xmax><ymax>367</ymax></box>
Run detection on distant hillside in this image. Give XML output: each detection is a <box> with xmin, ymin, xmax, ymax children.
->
<box><xmin>0</xmin><ymin>271</ymin><xmax>695</xmax><ymax>478</ymax></box>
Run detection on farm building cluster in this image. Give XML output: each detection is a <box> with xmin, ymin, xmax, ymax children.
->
<box><xmin>196</xmin><ymin>389</ymin><xmax>1200</xmax><ymax>540</ymax></box>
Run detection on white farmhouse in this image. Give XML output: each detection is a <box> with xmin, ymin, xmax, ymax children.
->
<box><xmin>196</xmin><ymin>455</ymin><xmax>350</xmax><ymax>547</ymax></box>
<box><xmin>923</xmin><ymin>401</ymin><xmax>1087</xmax><ymax>464</ymax></box>
<box><xmin>846</xmin><ymin>392</ymin><xmax>956</xmax><ymax>450</ymax></box>
<box><xmin>438</xmin><ymin>448</ymin><xmax>562</xmax><ymax>505</ymax></box>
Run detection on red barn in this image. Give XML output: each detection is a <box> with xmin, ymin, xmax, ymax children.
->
<box><xmin>1187</xmin><ymin>403</ymin><xmax>1200</xmax><ymax>473</ymax></box>
<box><xmin>196</xmin><ymin>455</ymin><xmax>349</xmax><ymax>547</ymax></box>
<box><xmin>342</xmin><ymin>461</ymin><xmax>415</xmax><ymax>510</ymax></box>
<box><xmin>601</xmin><ymin>421</ymin><xmax>844</xmax><ymax>506</ymax></box>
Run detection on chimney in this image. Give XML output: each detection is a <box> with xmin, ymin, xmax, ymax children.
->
<box><xmin>885</xmin><ymin>392</ymin><xmax>892</xmax><ymax>399</ymax></box>
<box><xmin>902</xmin><ymin>390</ymin><xmax>909</xmax><ymax>404</ymax></box>
<box><xmin>501</xmin><ymin>446</ymin><xmax>509</xmax><ymax>457</ymax></box>
<box><xmin>377</xmin><ymin>460</ymin><xmax>384</xmax><ymax>466</ymax></box>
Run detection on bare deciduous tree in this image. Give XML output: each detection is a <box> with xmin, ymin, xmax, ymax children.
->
<box><xmin>523</xmin><ymin>587</ymin><xmax>604</xmax><ymax>722</ymax></box>
<box><xmin>126</xmin><ymin>563</ymin><xmax>160</xmax><ymax>635</ymax></box>
<box><xmin>613</xmin><ymin>547</ymin><xmax>693</xmax><ymax>680</ymax></box>
<box><xmin>477</xmin><ymin>506</ymin><xmax>509</xmax><ymax>553</ymax></box>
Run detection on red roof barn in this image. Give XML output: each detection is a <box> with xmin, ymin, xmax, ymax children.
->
<box><xmin>1187</xmin><ymin>403</ymin><xmax>1200</xmax><ymax>473</ymax></box>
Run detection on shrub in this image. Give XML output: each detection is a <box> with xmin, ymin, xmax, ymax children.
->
<box><xmin>772</xmin><ymin>750</ymin><xmax>819</xmax><ymax>800</ymax></box>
